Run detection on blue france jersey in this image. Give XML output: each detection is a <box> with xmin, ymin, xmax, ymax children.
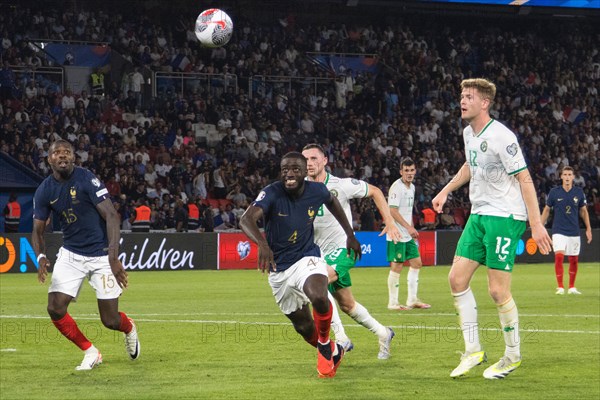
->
<box><xmin>33</xmin><ymin>167</ymin><xmax>111</xmax><ymax>256</ymax></box>
<box><xmin>253</xmin><ymin>181</ymin><xmax>331</xmax><ymax>272</ymax></box>
<box><xmin>546</xmin><ymin>186</ymin><xmax>586</xmax><ymax>236</ymax></box>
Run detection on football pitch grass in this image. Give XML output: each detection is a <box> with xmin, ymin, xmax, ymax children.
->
<box><xmin>1</xmin><ymin>263</ymin><xmax>598</xmax><ymax>400</ymax></box>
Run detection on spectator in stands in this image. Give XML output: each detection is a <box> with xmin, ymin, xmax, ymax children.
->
<box><xmin>212</xmin><ymin>160</ymin><xmax>228</xmax><ymax>199</ymax></box>
<box><xmin>226</xmin><ymin>183</ymin><xmax>247</xmax><ymax>206</ymax></box>
<box><xmin>174</xmin><ymin>198</ymin><xmax>189</xmax><ymax>232</ymax></box>
<box><xmin>147</xmin><ymin>181</ymin><xmax>169</xmax><ymax>206</ymax></box>
<box><xmin>439</xmin><ymin>205</ymin><xmax>457</xmax><ymax>230</ymax></box>
<box><xmin>61</xmin><ymin>88</ymin><xmax>76</xmax><ymax>110</ymax></box>
<box><xmin>213</xmin><ymin>203</ymin><xmax>236</xmax><ymax>231</ymax></box>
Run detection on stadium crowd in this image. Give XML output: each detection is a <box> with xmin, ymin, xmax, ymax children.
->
<box><xmin>1</xmin><ymin>2</ymin><xmax>598</xmax><ymax>232</ymax></box>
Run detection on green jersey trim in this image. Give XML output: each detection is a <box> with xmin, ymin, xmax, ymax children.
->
<box><xmin>508</xmin><ymin>165</ymin><xmax>527</xmax><ymax>176</ymax></box>
<box><xmin>476</xmin><ymin>118</ymin><xmax>494</xmax><ymax>137</ymax></box>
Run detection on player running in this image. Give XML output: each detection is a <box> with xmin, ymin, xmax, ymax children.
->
<box><xmin>302</xmin><ymin>144</ymin><xmax>400</xmax><ymax>359</ymax></box>
<box><xmin>32</xmin><ymin>139</ymin><xmax>140</xmax><ymax>371</ymax></box>
<box><xmin>240</xmin><ymin>152</ymin><xmax>361</xmax><ymax>378</ymax></box>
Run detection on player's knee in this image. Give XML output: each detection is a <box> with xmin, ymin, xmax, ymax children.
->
<box><xmin>47</xmin><ymin>304</ymin><xmax>66</xmax><ymax>320</ymax></box>
<box><xmin>390</xmin><ymin>263</ymin><xmax>403</xmax><ymax>273</ymax></box>
<box><xmin>488</xmin><ymin>287</ymin><xmax>510</xmax><ymax>304</ymax></box>
<box><xmin>311</xmin><ymin>294</ymin><xmax>329</xmax><ymax>314</ymax></box>
<box><xmin>448</xmin><ymin>272</ymin><xmax>469</xmax><ymax>293</ymax></box>
<box><xmin>339</xmin><ymin>300</ymin><xmax>355</xmax><ymax>315</ymax></box>
<box><xmin>100</xmin><ymin>314</ymin><xmax>121</xmax><ymax>330</ymax></box>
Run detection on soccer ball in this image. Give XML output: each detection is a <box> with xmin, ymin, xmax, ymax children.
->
<box><xmin>195</xmin><ymin>8</ymin><xmax>233</xmax><ymax>48</ymax></box>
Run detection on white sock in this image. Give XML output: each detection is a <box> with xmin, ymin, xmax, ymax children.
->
<box><xmin>348</xmin><ymin>302</ymin><xmax>388</xmax><ymax>340</ymax></box>
<box><xmin>388</xmin><ymin>271</ymin><xmax>400</xmax><ymax>306</ymax></box>
<box><xmin>85</xmin><ymin>344</ymin><xmax>98</xmax><ymax>354</ymax></box>
<box><xmin>328</xmin><ymin>291</ymin><xmax>348</xmax><ymax>342</ymax></box>
<box><xmin>498</xmin><ymin>297</ymin><xmax>520</xmax><ymax>362</ymax></box>
<box><xmin>407</xmin><ymin>268</ymin><xmax>419</xmax><ymax>304</ymax></box>
<box><xmin>453</xmin><ymin>287</ymin><xmax>481</xmax><ymax>354</ymax></box>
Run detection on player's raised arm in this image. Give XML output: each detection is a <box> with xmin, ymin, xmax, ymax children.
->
<box><xmin>324</xmin><ymin>194</ymin><xmax>361</xmax><ymax>261</ymax></box>
<box><xmin>432</xmin><ymin>162</ymin><xmax>471</xmax><ymax>213</ymax></box>
<box><xmin>367</xmin><ymin>184</ymin><xmax>401</xmax><ymax>243</ymax></box>
<box><xmin>240</xmin><ymin>205</ymin><xmax>275</xmax><ymax>273</ymax></box>
<box><xmin>97</xmin><ymin>198</ymin><xmax>128</xmax><ymax>289</ymax></box>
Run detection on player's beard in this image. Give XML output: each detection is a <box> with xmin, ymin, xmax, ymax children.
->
<box><xmin>53</xmin><ymin>162</ymin><xmax>74</xmax><ymax>180</ymax></box>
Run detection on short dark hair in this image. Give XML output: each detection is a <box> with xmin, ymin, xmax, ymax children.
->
<box><xmin>282</xmin><ymin>151</ymin><xmax>307</xmax><ymax>166</ymax></box>
<box><xmin>302</xmin><ymin>143</ymin><xmax>326</xmax><ymax>156</ymax></box>
<box><xmin>401</xmin><ymin>157</ymin><xmax>415</xmax><ymax>168</ymax></box>
<box><xmin>49</xmin><ymin>139</ymin><xmax>74</xmax><ymax>155</ymax></box>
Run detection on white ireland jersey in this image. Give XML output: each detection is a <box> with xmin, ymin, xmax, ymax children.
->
<box><xmin>463</xmin><ymin>119</ymin><xmax>528</xmax><ymax>221</ymax></box>
<box><xmin>387</xmin><ymin>179</ymin><xmax>414</xmax><ymax>243</ymax></box>
<box><xmin>313</xmin><ymin>173</ymin><xmax>368</xmax><ymax>256</ymax></box>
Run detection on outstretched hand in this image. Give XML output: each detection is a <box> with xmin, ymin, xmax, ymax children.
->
<box><xmin>380</xmin><ymin>222</ymin><xmax>402</xmax><ymax>243</ymax></box>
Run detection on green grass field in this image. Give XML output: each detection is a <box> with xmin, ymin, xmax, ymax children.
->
<box><xmin>1</xmin><ymin>263</ymin><xmax>598</xmax><ymax>400</ymax></box>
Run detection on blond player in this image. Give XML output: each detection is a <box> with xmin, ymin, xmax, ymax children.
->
<box><xmin>432</xmin><ymin>78</ymin><xmax>552</xmax><ymax>379</ymax></box>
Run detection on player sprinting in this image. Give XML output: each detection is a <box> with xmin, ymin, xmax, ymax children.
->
<box><xmin>240</xmin><ymin>152</ymin><xmax>361</xmax><ymax>378</ymax></box>
<box><xmin>541</xmin><ymin>166</ymin><xmax>592</xmax><ymax>295</ymax></box>
<box><xmin>386</xmin><ymin>158</ymin><xmax>431</xmax><ymax>311</ymax></box>
<box><xmin>32</xmin><ymin>139</ymin><xmax>140</xmax><ymax>371</ymax></box>
<box><xmin>302</xmin><ymin>144</ymin><xmax>400</xmax><ymax>359</ymax></box>
<box><xmin>432</xmin><ymin>78</ymin><xmax>552</xmax><ymax>379</ymax></box>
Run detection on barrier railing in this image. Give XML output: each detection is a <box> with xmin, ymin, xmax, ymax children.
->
<box><xmin>10</xmin><ymin>65</ymin><xmax>64</xmax><ymax>96</ymax></box>
<box><xmin>154</xmin><ymin>71</ymin><xmax>238</xmax><ymax>99</ymax></box>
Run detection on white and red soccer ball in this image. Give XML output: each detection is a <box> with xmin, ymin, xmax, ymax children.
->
<box><xmin>195</xmin><ymin>8</ymin><xmax>233</xmax><ymax>48</ymax></box>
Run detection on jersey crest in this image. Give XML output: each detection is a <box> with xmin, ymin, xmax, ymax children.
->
<box><xmin>70</xmin><ymin>186</ymin><xmax>79</xmax><ymax>204</ymax></box>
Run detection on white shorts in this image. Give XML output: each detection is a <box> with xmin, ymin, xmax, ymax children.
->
<box><xmin>268</xmin><ymin>256</ymin><xmax>328</xmax><ymax>315</ymax></box>
<box><xmin>552</xmin><ymin>234</ymin><xmax>581</xmax><ymax>256</ymax></box>
<box><xmin>49</xmin><ymin>247</ymin><xmax>123</xmax><ymax>300</ymax></box>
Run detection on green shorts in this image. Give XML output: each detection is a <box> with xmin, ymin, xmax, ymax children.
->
<box><xmin>386</xmin><ymin>239</ymin><xmax>420</xmax><ymax>263</ymax></box>
<box><xmin>324</xmin><ymin>248</ymin><xmax>357</xmax><ymax>293</ymax></box>
<box><xmin>456</xmin><ymin>214</ymin><xmax>526</xmax><ymax>272</ymax></box>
